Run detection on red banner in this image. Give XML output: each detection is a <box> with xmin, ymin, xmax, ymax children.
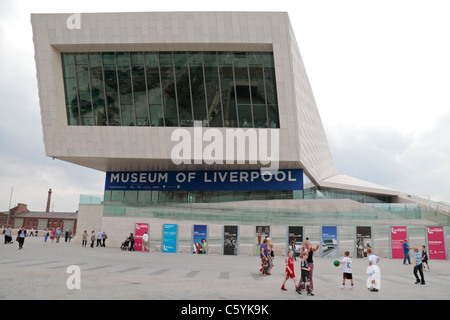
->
<box><xmin>390</xmin><ymin>226</ymin><xmax>407</xmax><ymax>259</ymax></box>
<box><xmin>135</xmin><ymin>223</ymin><xmax>149</xmax><ymax>252</ymax></box>
<box><xmin>427</xmin><ymin>226</ymin><xmax>446</xmax><ymax>260</ymax></box>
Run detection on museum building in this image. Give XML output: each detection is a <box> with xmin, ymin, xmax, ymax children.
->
<box><xmin>31</xmin><ymin>11</ymin><xmax>450</xmax><ymax>254</ymax></box>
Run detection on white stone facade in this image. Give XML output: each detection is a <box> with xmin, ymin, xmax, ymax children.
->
<box><xmin>31</xmin><ymin>11</ymin><xmax>338</xmax><ymax>185</ymax></box>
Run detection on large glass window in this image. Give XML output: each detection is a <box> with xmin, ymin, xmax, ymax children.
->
<box><xmin>88</xmin><ymin>53</ymin><xmax>107</xmax><ymax>126</ymax></box>
<box><xmin>218</xmin><ymin>52</ymin><xmax>238</xmax><ymax>127</ymax></box>
<box><xmin>248</xmin><ymin>52</ymin><xmax>268</xmax><ymax>128</ymax></box>
<box><xmin>102</xmin><ymin>52</ymin><xmax>120</xmax><ymax>125</ymax></box>
<box><xmin>159</xmin><ymin>52</ymin><xmax>178</xmax><ymax>126</ymax></box>
<box><xmin>173</xmin><ymin>52</ymin><xmax>193</xmax><ymax>127</ymax></box>
<box><xmin>233</xmin><ymin>52</ymin><xmax>252</xmax><ymax>128</ymax></box>
<box><xmin>116</xmin><ymin>52</ymin><xmax>134</xmax><ymax>126</ymax></box>
<box><xmin>75</xmin><ymin>53</ymin><xmax>94</xmax><ymax>125</ymax></box>
<box><xmin>62</xmin><ymin>51</ymin><xmax>280</xmax><ymax>128</ymax></box>
<box><xmin>62</xmin><ymin>53</ymin><xmax>79</xmax><ymax>125</ymax></box>
<box><xmin>130</xmin><ymin>52</ymin><xmax>149</xmax><ymax>126</ymax></box>
<box><xmin>145</xmin><ymin>52</ymin><xmax>164</xmax><ymax>126</ymax></box>
<box><xmin>188</xmin><ymin>52</ymin><xmax>208</xmax><ymax>127</ymax></box>
<box><xmin>203</xmin><ymin>52</ymin><xmax>223</xmax><ymax>127</ymax></box>
<box><xmin>262</xmin><ymin>52</ymin><xmax>279</xmax><ymax>128</ymax></box>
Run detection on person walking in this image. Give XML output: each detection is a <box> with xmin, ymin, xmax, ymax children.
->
<box><xmin>44</xmin><ymin>228</ymin><xmax>49</xmax><ymax>242</ymax></box>
<box><xmin>90</xmin><ymin>230</ymin><xmax>95</xmax><ymax>248</ymax></box>
<box><xmin>4</xmin><ymin>225</ymin><xmax>12</xmax><ymax>244</ymax></box>
<box><xmin>298</xmin><ymin>251</ymin><xmax>314</xmax><ymax>295</ymax></box>
<box><xmin>82</xmin><ymin>230</ymin><xmax>88</xmax><ymax>247</ymax></box>
<box><xmin>281</xmin><ymin>250</ymin><xmax>298</xmax><ymax>292</ymax></box>
<box><xmin>101</xmin><ymin>231</ymin><xmax>107</xmax><ymax>247</ymax></box>
<box><xmin>50</xmin><ymin>228</ymin><xmax>56</xmax><ymax>242</ymax></box>
<box><xmin>403</xmin><ymin>239</ymin><xmax>411</xmax><ymax>265</ymax></box>
<box><xmin>291</xmin><ymin>238</ymin><xmax>297</xmax><ymax>260</ymax></box>
<box><xmin>413</xmin><ymin>246</ymin><xmax>425</xmax><ymax>285</ymax></box>
<box><xmin>258</xmin><ymin>238</ymin><xmax>269</xmax><ymax>276</ymax></box>
<box><xmin>55</xmin><ymin>227</ymin><xmax>62</xmax><ymax>243</ymax></box>
<box><xmin>128</xmin><ymin>233</ymin><xmax>135</xmax><ymax>251</ymax></box>
<box><xmin>268</xmin><ymin>243</ymin><xmax>275</xmax><ymax>274</ymax></box>
<box><xmin>17</xmin><ymin>226</ymin><xmax>26</xmax><ymax>250</ymax></box>
<box><xmin>298</xmin><ymin>240</ymin><xmax>319</xmax><ymax>292</ymax></box>
<box><xmin>142</xmin><ymin>231</ymin><xmax>149</xmax><ymax>252</ymax></box>
<box><xmin>96</xmin><ymin>230</ymin><xmax>102</xmax><ymax>247</ymax></box>
<box><xmin>422</xmin><ymin>245</ymin><xmax>430</xmax><ymax>270</ymax></box>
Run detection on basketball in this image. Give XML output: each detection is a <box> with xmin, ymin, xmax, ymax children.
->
<box><xmin>333</xmin><ymin>260</ymin><xmax>340</xmax><ymax>267</ymax></box>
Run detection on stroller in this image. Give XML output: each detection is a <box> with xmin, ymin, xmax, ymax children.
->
<box><xmin>120</xmin><ymin>238</ymin><xmax>130</xmax><ymax>251</ymax></box>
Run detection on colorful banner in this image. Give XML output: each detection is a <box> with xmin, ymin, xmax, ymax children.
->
<box><xmin>320</xmin><ymin>226</ymin><xmax>338</xmax><ymax>258</ymax></box>
<box><xmin>223</xmin><ymin>226</ymin><xmax>238</xmax><ymax>255</ymax></box>
<box><xmin>427</xmin><ymin>226</ymin><xmax>447</xmax><ymax>260</ymax></box>
<box><xmin>134</xmin><ymin>223</ymin><xmax>149</xmax><ymax>252</ymax></box>
<box><xmin>356</xmin><ymin>226</ymin><xmax>372</xmax><ymax>258</ymax></box>
<box><xmin>162</xmin><ymin>224</ymin><xmax>177</xmax><ymax>253</ymax></box>
<box><xmin>390</xmin><ymin>226</ymin><xmax>407</xmax><ymax>259</ymax></box>
<box><xmin>193</xmin><ymin>225</ymin><xmax>207</xmax><ymax>254</ymax></box>
<box><xmin>105</xmin><ymin>169</ymin><xmax>303</xmax><ymax>191</ymax></box>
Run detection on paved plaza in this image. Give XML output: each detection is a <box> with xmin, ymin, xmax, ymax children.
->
<box><xmin>1</xmin><ymin>235</ymin><xmax>449</xmax><ymax>301</ymax></box>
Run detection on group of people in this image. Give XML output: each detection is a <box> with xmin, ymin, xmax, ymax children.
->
<box><xmin>336</xmin><ymin>247</ymin><xmax>381</xmax><ymax>292</ymax></box>
<box><xmin>274</xmin><ymin>238</ymin><xmax>433</xmax><ymax>296</ymax></box>
<box><xmin>403</xmin><ymin>239</ymin><xmax>430</xmax><ymax>285</ymax></box>
<box><xmin>258</xmin><ymin>237</ymin><xmax>319</xmax><ymax>296</ymax></box>
<box><xmin>280</xmin><ymin>240</ymin><xmax>319</xmax><ymax>296</ymax></box>
<box><xmin>124</xmin><ymin>232</ymin><xmax>149</xmax><ymax>252</ymax></box>
<box><xmin>2</xmin><ymin>226</ymin><xmax>75</xmax><ymax>250</ymax></box>
<box><xmin>80</xmin><ymin>230</ymin><xmax>108</xmax><ymax>248</ymax></box>
<box><xmin>43</xmin><ymin>228</ymin><xmax>74</xmax><ymax>243</ymax></box>
<box><xmin>258</xmin><ymin>238</ymin><xmax>275</xmax><ymax>276</ymax></box>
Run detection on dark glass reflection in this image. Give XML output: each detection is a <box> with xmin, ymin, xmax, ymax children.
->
<box><xmin>62</xmin><ymin>51</ymin><xmax>279</xmax><ymax>128</ymax></box>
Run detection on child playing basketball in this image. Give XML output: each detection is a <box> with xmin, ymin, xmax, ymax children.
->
<box><xmin>337</xmin><ymin>251</ymin><xmax>354</xmax><ymax>289</ymax></box>
<box><xmin>281</xmin><ymin>250</ymin><xmax>298</xmax><ymax>292</ymax></box>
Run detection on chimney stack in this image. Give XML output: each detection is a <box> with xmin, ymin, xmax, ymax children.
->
<box><xmin>46</xmin><ymin>189</ymin><xmax>52</xmax><ymax>212</ymax></box>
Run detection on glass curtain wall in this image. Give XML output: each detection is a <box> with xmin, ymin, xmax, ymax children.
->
<box><xmin>62</xmin><ymin>51</ymin><xmax>280</xmax><ymax>128</ymax></box>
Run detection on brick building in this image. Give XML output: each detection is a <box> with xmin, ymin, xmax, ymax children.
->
<box><xmin>2</xmin><ymin>203</ymin><xmax>78</xmax><ymax>235</ymax></box>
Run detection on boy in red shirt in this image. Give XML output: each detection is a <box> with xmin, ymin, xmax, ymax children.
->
<box><xmin>281</xmin><ymin>250</ymin><xmax>298</xmax><ymax>292</ymax></box>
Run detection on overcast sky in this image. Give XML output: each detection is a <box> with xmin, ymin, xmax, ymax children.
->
<box><xmin>1</xmin><ymin>0</ymin><xmax>449</xmax><ymax>212</ymax></box>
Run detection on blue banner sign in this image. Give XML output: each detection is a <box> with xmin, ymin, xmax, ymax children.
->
<box><xmin>193</xmin><ymin>225</ymin><xmax>207</xmax><ymax>254</ymax></box>
<box><xmin>320</xmin><ymin>226</ymin><xmax>339</xmax><ymax>258</ymax></box>
<box><xmin>163</xmin><ymin>224</ymin><xmax>177</xmax><ymax>253</ymax></box>
<box><xmin>105</xmin><ymin>169</ymin><xmax>303</xmax><ymax>191</ymax></box>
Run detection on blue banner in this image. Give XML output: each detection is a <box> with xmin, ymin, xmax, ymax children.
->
<box><xmin>320</xmin><ymin>226</ymin><xmax>339</xmax><ymax>258</ymax></box>
<box><xmin>105</xmin><ymin>169</ymin><xmax>303</xmax><ymax>191</ymax></box>
<box><xmin>163</xmin><ymin>224</ymin><xmax>177</xmax><ymax>253</ymax></box>
<box><xmin>193</xmin><ymin>225</ymin><xmax>207</xmax><ymax>254</ymax></box>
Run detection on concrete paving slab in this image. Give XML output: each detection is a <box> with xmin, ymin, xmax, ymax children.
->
<box><xmin>1</xmin><ymin>236</ymin><xmax>449</xmax><ymax>302</ymax></box>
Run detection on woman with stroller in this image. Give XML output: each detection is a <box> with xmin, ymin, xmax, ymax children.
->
<box><xmin>128</xmin><ymin>233</ymin><xmax>135</xmax><ymax>251</ymax></box>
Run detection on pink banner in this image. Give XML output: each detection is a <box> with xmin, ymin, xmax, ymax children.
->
<box><xmin>390</xmin><ymin>226</ymin><xmax>407</xmax><ymax>259</ymax></box>
<box><xmin>135</xmin><ymin>223</ymin><xmax>149</xmax><ymax>252</ymax></box>
<box><xmin>427</xmin><ymin>226</ymin><xmax>446</xmax><ymax>260</ymax></box>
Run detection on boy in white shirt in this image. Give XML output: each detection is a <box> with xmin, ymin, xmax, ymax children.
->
<box><xmin>367</xmin><ymin>248</ymin><xmax>380</xmax><ymax>292</ymax></box>
<box><xmin>337</xmin><ymin>251</ymin><xmax>354</xmax><ymax>289</ymax></box>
